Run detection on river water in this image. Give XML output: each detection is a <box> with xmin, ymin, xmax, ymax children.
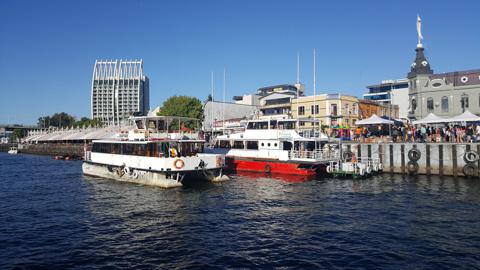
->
<box><xmin>1</xmin><ymin>153</ymin><xmax>480</xmax><ymax>269</ymax></box>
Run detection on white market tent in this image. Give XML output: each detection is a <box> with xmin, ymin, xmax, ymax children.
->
<box><xmin>412</xmin><ymin>113</ymin><xmax>447</xmax><ymax>125</ymax></box>
<box><xmin>356</xmin><ymin>114</ymin><xmax>394</xmax><ymax>125</ymax></box>
<box><xmin>447</xmin><ymin>110</ymin><xmax>480</xmax><ymax>122</ymax></box>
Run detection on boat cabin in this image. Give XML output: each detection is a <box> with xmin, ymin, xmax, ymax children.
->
<box><xmin>91</xmin><ymin>140</ymin><xmax>205</xmax><ymax>158</ymax></box>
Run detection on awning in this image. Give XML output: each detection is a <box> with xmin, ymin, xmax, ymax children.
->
<box><xmin>355</xmin><ymin>114</ymin><xmax>394</xmax><ymax>125</ymax></box>
<box><xmin>412</xmin><ymin>113</ymin><xmax>447</xmax><ymax>125</ymax></box>
<box><xmin>447</xmin><ymin>110</ymin><xmax>480</xmax><ymax>122</ymax></box>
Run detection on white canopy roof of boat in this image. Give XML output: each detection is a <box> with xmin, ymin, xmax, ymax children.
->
<box><xmin>446</xmin><ymin>110</ymin><xmax>480</xmax><ymax>122</ymax></box>
<box><xmin>355</xmin><ymin>114</ymin><xmax>393</xmax><ymax>125</ymax></box>
<box><xmin>412</xmin><ymin>113</ymin><xmax>447</xmax><ymax>125</ymax></box>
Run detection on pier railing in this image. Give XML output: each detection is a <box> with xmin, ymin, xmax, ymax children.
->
<box><xmin>289</xmin><ymin>149</ymin><xmax>340</xmax><ymax>162</ymax></box>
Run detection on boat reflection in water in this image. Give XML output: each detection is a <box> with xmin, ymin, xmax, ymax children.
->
<box><xmin>230</xmin><ymin>171</ymin><xmax>316</xmax><ymax>183</ymax></box>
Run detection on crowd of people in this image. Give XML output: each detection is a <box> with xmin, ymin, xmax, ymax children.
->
<box><xmin>326</xmin><ymin>124</ymin><xmax>480</xmax><ymax>143</ymax></box>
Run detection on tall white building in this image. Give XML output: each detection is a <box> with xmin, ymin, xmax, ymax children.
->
<box><xmin>363</xmin><ymin>79</ymin><xmax>409</xmax><ymax>119</ymax></box>
<box><xmin>91</xmin><ymin>59</ymin><xmax>149</xmax><ymax>125</ymax></box>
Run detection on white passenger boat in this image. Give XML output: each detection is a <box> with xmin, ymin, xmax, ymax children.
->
<box><xmin>7</xmin><ymin>146</ymin><xmax>18</xmax><ymax>154</ymax></box>
<box><xmin>209</xmin><ymin>118</ymin><xmax>340</xmax><ymax>176</ymax></box>
<box><xmin>82</xmin><ymin>116</ymin><xmax>227</xmax><ymax>188</ymax></box>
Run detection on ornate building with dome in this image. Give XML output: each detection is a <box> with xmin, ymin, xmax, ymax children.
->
<box><xmin>407</xmin><ymin>18</ymin><xmax>480</xmax><ymax>121</ymax></box>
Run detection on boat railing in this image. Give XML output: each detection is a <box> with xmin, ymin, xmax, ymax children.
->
<box><xmin>289</xmin><ymin>149</ymin><xmax>340</xmax><ymax>162</ymax></box>
<box><xmin>84</xmin><ymin>150</ymin><xmax>91</xmax><ymax>161</ymax></box>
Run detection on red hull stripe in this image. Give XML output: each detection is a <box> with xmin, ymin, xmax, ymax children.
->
<box><xmin>226</xmin><ymin>157</ymin><xmax>317</xmax><ymax>176</ymax></box>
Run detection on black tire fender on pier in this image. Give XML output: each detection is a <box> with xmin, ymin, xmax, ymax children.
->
<box><xmin>264</xmin><ymin>164</ymin><xmax>272</xmax><ymax>173</ymax></box>
<box><xmin>463</xmin><ymin>150</ymin><xmax>480</xmax><ymax>163</ymax></box>
<box><xmin>408</xmin><ymin>148</ymin><xmax>421</xmax><ymax>161</ymax></box>
<box><xmin>342</xmin><ymin>150</ymin><xmax>353</xmax><ymax>160</ymax></box>
<box><xmin>463</xmin><ymin>163</ymin><xmax>477</xmax><ymax>177</ymax></box>
<box><xmin>407</xmin><ymin>161</ymin><xmax>419</xmax><ymax>175</ymax></box>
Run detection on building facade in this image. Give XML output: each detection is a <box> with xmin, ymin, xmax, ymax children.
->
<box><xmin>292</xmin><ymin>94</ymin><xmax>360</xmax><ymax>126</ymax></box>
<box><xmin>358</xmin><ymin>99</ymin><xmax>400</xmax><ymax>120</ymax></box>
<box><xmin>91</xmin><ymin>59</ymin><xmax>150</xmax><ymax>126</ymax></box>
<box><xmin>258</xmin><ymin>92</ymin><xmax>296</xmax><ymax>119</ymax></box>
<box><xmin>407</xmin><ymin>47</ymin><xmax>480</xmax><ymax>120</ymax></box>
<box><xmin>364</xmin><ymin>79</ymin><xmax>409</xmax><ymax>119</ymax></box>
<box><xmin>203</xmin><ymin>101</ymin><xmax>257</xmax><ymax>132</ymax></box>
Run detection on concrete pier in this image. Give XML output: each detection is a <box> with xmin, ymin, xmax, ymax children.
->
<box><xmin>343</xmin><ymin>143</ymin><xmax>480</xmax><ymax>177</ymax></box>
<box><xmin>20</xmin><ymin>143</ymin><xmax>89</xmax><ymax>158</ymax></box>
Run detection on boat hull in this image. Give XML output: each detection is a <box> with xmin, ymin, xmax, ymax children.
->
<box><xmin>82</xmin><ymin>161</ymin><xmax>222</xmax><ymax>188</ymax></box>
<box><xmin>225</xmin><ymin>157</ymin><xmax>324</xmax><ymax>176</ymax></box>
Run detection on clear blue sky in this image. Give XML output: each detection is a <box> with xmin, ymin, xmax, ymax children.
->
<box><xmin>1</xmin><ymin>0</ymin><xmax>479</xmax><ymax>124</ymax></box>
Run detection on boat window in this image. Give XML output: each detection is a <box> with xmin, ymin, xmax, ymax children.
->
<box><xmin>269</xmin><ymin>120</ymin><xmax>277</xmax><ymax>129</ymax></box>
<box><xmin>111</xmin><ymin>144</ymin><xmax>121</xmax><ymax>154</ymax></box>
<box><xmin>232</xmin><ymin>141</ymin><xmax>244</xmax><ymax>149</ymax></box>
<box><xmin>147</xmin><ymin>120</ymin><xmax>157</xmax><ymax>130</ymax></box>
<box><xmin>267</xmin><ymin>143</ymin><xmax>271</xmax><ymax>147</ymax></box>
<box><xmin>219</xmin><ymin>140</ymin><xmax>231</xmax><ymax>148</ymax></box>
<box><xmin>246</xmin><ymin>141</ymin><xmax>258</xmax><ymax>150</ymax></box>
<box><xmin>283</xmin><ymin>142</ymin><xmax>292</xmax><ymax>150</ymax></box>
<box><xmin>247</xmin><ymin>121</ymin><xmax>269</xmax><ymax>130</ymax></box>
<box><xmin>274</xmin><ymin>143</ymin><xmax>278</xmax><ymax>147</ymax></box>
<box><xmin>306</xmin><ymin>141</ymin><xmax>315</xmax><ymax>151</ymax></box>
<box><xmin>135</xmin><ymin>120</ymin><xmax>144</xmax><ymax>129</ymax></box>
<box><xmin>278</xmin><ymin>121</ymin><xmax>295</xmax><ymax>129</ymax></box>
<box><xmin>261</xmin><ymin>143</ymin><xmax>264</xmax><ymax>147</ymax></box>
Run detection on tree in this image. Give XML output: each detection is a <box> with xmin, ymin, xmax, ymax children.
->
<box><xmin>12</xmin><ymin>129</ymin><xmax>26</xmax><ymax>143</ymax></box>
<box><xmin>157</xmin><ymin>96</ymin><xmax>204</xmax><ymax>129</ymax></box>
<box><xmin>37</xmin><ymin>112</ymin><xmax>76</xmax><ymax>128</ymax></box>
<box><xmin>75</xmin><ymin>117</ymin><xmax>103</xmax><ymax>128</ymax></box>
<box><xmin>37</xmin><ymin>113</ymin><xmax>103</xmax><ymax>128</ymax></box>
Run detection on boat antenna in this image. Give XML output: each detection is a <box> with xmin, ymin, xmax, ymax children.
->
<box><xmin>296</xmin><ymin>52</ymin><xmax>300</xmax><ymax>126</ymax></box>
<box><xmin>211</xmin><ymin>71</ymin><xmax>214</xmax><ymax>137</ymax></box>
<box><xmin>223</xmin><ymin>68</ymin><xmax>226</xmax><ymax>135</ymax></box>
<box><xmin>313</xmin><ymin>48</ymin><xmax>317</xmax><ymax>150</ymax></box>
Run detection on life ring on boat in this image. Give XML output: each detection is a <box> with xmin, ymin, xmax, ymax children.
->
<box><xmin>407</xmin><ymin>161</ymin><xmax>419</xmax><ymax>175</ymax></box>
<box><xmin>131</xmin><ymin>170</ymin><xmax>139</xmax><ymax>179</ymax></box>
<box><xmin>378</xmin><ymin>163</ymin><xmax>384</xmax><ymax>171</ymax></box>
<box><xmin>264</xmin><ymin>164</ymin><xmax>272</xmax><ymax>173</ymax></box>
<box><xmin>366</xmin><ymin>166</ymin><xmax>372</xmax><ymax>174</ymax></box>
<box><xmin>408</xmin><ymin>148</ymin><xmax>421</xmax><ymax>161</ymax></box>
<box><xmin>373</xmin><ymin>163</ymin><xmax>379</xmax><ymax>172</ymax></box>
<box><xmin>326</xmin><ymin>165</ymin><xmax>332</xmax><ymax>173</ymax></box>
<box><xmin>463</xmin><ymin>150</ymin><xmax>479</xmax><ymax>163</ymax></box>
<box><xmin>123</xmin><ymin>166</ymin><xmax>131</xmax><ymax>175</ymax></box>
<box><xmin>463</xmin><ymin>163</ymin><xmax>477</xmax><ymax>177</ymax></box>
<box><xmin>358</xmin><ymin>167</ymin><xmax>365</xmax><ymax>176</ymax></box>
<box><xmin>174</xmin><ymin>159</ymin><xmax>185</xmax><ymax>169</ymax></box>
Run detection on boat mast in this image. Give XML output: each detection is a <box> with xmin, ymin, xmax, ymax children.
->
<box><xmin>211</xmin><ymin>71</ymin><xmax>214</xmax><ymax>137</ymax></box>
<box><xmin>313</xmin><ymin>48</ymin><xmax>317</xmax><ymax>142</ymax></box>
<box><xmin>296</xmin><ymin>52</ymin><xmax>300</xmax><ymax>131</ymax></box>
<box><xmin>223</xmin><ymin>68</ymin><xmax>226</xmax><ymax>135</ymax></box>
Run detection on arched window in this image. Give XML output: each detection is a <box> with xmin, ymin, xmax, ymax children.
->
<box><xmin>427</xmin><ymin>97</ymin><xmax>434</xmax><ymax>112</ymax></box>
<box><xmin>461</xmin><ymin>93</ymin><xmax>469</xmax><ymax>112</ymax></box>
<box><xmin>441</xmin><ymin>96</ymin><xmax>449</xmax><ymax>112</ymax></box>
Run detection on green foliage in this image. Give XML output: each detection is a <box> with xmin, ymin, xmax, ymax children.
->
<box><xmin>37</xmin><ymin>112</ymin><xmax>76</xmax><ymax>128</ymax></box>
<box><xmin>37</xmin><ymin>113</ymin><xmax>103</xmax><ymax>128</ymax></box>
<box><xmin>12</xmin><ymin>129</ymin><xmax>26</xmax><ymax>142</ymax></box>
<box><xmin>75</xmin><ymin>117</ymin><xmax>103</xmax><ymax>128</ymax></box>
<box><xmin>157</xmin><ymin>96</ymin><xmax>204</xmax><ymax>129</ymax></box>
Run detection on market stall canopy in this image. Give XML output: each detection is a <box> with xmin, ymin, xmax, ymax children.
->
<box><xmin>447</xmin><ymin>111</ymin><xmax>480</xmax><ymax>122</ymax></box>
<box><xmin>412</xmin><ymin>113</ymin><xmax>447</xmax><ymax>125</ymax></box>
<box><xmin>356</xmin><ymin>114</ymin><xmax>394</xmax><ymax>125</ymax></box>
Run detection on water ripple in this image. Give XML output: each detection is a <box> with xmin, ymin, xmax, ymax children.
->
<box><xmin>1</xmin><ymin>153</ymin><xmax>480</xmax><ymax>269</ymax></box>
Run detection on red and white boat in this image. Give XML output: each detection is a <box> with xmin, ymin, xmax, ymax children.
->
<box><xmin>209</xmin><ymin>118</ymin><xmax>339</xmax><ymax>176</ymax></box>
